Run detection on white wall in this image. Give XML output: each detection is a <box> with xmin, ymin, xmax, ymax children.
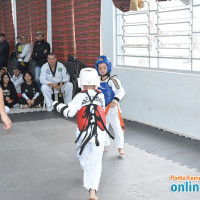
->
<box><xmin>101</xmin><ymin>0</ymin><xmax>200</xmax><ymax>139</ymax></box>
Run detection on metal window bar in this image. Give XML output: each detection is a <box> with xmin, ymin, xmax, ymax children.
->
<box><xmin>190</xmin><ymin>0</ymin><xmax>194</xmax><ymax>70</ymax></box>
<box><xmin>156</xmin><ymin>1</ymin><xmax>160</xmax><ymax>68</ymax></box>
<box><xmin>117</xmin><ymin>54</ymin><xmax>200</xmax><ymax>60</ymax></box>
<box><xmin>116</xmin><ymin>0</ymin><xmax>200</xmax><ymax>72</ymax></box>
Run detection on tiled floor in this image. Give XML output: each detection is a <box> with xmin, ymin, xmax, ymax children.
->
<box><xmin>0</xmin><ymin>110</ymin><xmax>200</xmax><ymax>200</ymax></box>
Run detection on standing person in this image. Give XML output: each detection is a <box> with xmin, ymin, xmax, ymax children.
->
<box><xmin>18</xmin><ymin>72</ymin><xmax>43</xmax><ymax>109</ymax></box>
<box><xmin>17</xmin><ymin>35</ymin><xmax>32</xmax><ymax>74</ymax></box>
<box><xmin>15</xmin><ymin>36</ymin><xmax>23</xmax><ymax>58</ymax></box>
<box><xmin>11</xmin><ymin>68</ymin><xmax>24</xmax><ymax>95</ymax></box>
<box><xmin>95</xmin><ymin>55</ymin><xmax>126</xmax><ymax>155</ymax></box>
<box><xmin>0</xmin><ymin>73</ymin><xmax>18</xmax><ymax>108</ymax></box>
<box><xmin>53</xmin><ymin>68</ymin><xmax>113</xmax><ymax>200</ymax></box>
<box><xmin>40</xmin><ymin>53</ymin><xmax>73</xmax><ymax>111</ymax></box>
<box><xmin>32</xmin><ymin>31</ymin><xmax>50</xmax><ymax>89</ymax></box>
<box><xmin>0</xmin><ymin>86</ymin><xmax>11</xmax><ymax>129</ymax></box>
<box><xmin>0</xmin><ymin>33</ymin><xmax>10</xmax><ymax>70</ymax></box>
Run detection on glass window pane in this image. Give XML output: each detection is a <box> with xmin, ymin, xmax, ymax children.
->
<box><xmin>116</xmin><ymin>0</ymin><xmax>200</xmax><ymax>73</ymax></box>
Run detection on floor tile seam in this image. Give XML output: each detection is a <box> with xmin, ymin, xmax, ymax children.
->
<box><xmin>103</xmin><ymin>179</ymin><xmax>150</xmax><ymax>199</ymax></box>
<box><xmin>9</xmin><ymin>116</ymin><xmax>62</xmax><ymax>124</ymax></box>
<box><xmin>123</xmin><ymin>143</ymin><xmax>199</xmax><ymax>172</ymax></box>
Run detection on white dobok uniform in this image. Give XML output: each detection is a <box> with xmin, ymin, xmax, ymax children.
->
<box><xmin>100</xmin><ymin>76</ymin><xmax>125</xmax><ymax>148</ymax></box>
<box><xmin>53</xmin><ymin>89</ymin><xmax>106</xmax><ymax>191</ymax></box>
<box><xmin>40</xmin><ymin>62</ymin><xmax>73</xmax><ymax>107</ymax></box>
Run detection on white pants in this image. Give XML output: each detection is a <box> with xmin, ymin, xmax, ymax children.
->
<box><xmin>77</xmin><ymin>141</ymin><xmax>105</xmax><ymax>191</ymax></box>
<box><xmin>105</xmin><ymin>106</ymin><xmax>124</xmax><ymax>148</ymax></box>
<box><xmin>41</xmin><ymin>82</ymin><xmax>73</xmax><ymax>107</ymax></box>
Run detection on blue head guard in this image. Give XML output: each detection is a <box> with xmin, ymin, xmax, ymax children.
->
<box><xmin>95</xmin><ymin>55</ymin><xmax>112</xmax><ymax>76</ymax></box>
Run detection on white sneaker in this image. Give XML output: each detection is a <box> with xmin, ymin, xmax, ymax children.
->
<box><xmin>47</xmin><ymin>105</ymin><xmax>53</xmax><ymax>112</ymax></box>
<box><xmin>20</xmin><ymin>104</ymin><xmax>29</xmax><ymax>109</ymax></box>
<box><xmin>5</xmin><ymin>106</ymin><xmax>10</xmax><ymax>114</ymax></box>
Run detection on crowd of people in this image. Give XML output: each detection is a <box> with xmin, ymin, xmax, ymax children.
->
<box><xmin>0</xmin><ymin>31</ymin><xmax>126</xmax><ymax>200</ymax></box>
<box><xmin>0</xmin><ymin>32</ymin><xmax>73</xmax><ymax>112</ymax></box>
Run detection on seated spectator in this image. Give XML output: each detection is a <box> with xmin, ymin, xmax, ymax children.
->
<box><xmin>11</xmin><ymin>68</ymin><xmax>24</xmax><ymax>95</ymax></box>
<box><xmin>0</xmin><ymin>86</ymin><xmax>11</xmax><ymax>130</ymax></box>
<box><xmin>18</xmin><ymin>71</ymin><xmax>43</xmax><ymax>109</ymax></box>
<box><xmin>15</xmin><ymin>36</ymin><xmax>23</xmax><ymax>58</ymax></box>
<box><xmin>40</xmin><ymin>53</ymin><xmax>73</xmax><ymax>111</ymax></box>
<box><xmin>17</xmin><ymin>35</ymin><xmax>32</xmax><ymax>74</ymax></box>
<box><xmin>0</xmin><ymin>67</ymin><xmax>8</xmax><ymax>81</ymax></box>
<box><xmin>0</xmin><ymin>72</ymin><xmax>18</xmax><ymax>108</ymax></box>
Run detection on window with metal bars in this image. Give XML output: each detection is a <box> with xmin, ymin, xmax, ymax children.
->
<box><xmin>116</xmin><ymin>0</ymin><xmax>200</xmax><ymax>73</ymax></box>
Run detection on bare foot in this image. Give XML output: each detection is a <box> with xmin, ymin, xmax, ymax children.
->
<box><xmin>104</xmin><ymin>145</ymin><xmax>110</xmax><ymax>152</ymax></box>
<box><xmin>118</xmin><ymin>148</ymin><xmax>125</xmax><ymax>155</ymax></box>
<box><xmin>89</xmin><ymin>189</ymin><xmax>98</xmax><ymax>200</ymax></box>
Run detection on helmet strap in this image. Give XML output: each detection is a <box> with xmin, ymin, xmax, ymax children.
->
<box><xmin>100</xmin><ymin>72</ymin><xmax>110</xmax><ymax>80</ymax></box>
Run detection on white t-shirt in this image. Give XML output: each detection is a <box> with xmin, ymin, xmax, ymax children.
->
<box><xmin>18</xmin><ymin>43</ymin><xmax>32</xmax><ymax>62</ymax></box>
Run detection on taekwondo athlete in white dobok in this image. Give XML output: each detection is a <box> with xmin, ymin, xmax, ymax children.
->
<box><xmin>95</xmin><ymin>55</ymin><xmax>126</xmax><ymax>155</ymax></box>
<box><xmin>40</xmin><ymin>53</ymin><xmax>73</xmax><ymax>111</ymax></box>
<box><xmin>53</xmin><ymin>68</ymin><xmax>114</xmax><ymax>200</ymax></box>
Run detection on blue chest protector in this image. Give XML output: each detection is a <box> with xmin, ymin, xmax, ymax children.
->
<box><xmin>99</xmin><ymin>81</ymin><xmax>115</xmax><ymax>106</ymax></box>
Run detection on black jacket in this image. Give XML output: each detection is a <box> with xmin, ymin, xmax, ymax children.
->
<box><xmin>0</xmin><ymin>40</ymin><xmax>10</xmax><ymax>69</ymax></box>
<box><xmin>32</xmin><ymin>40</ymin><xmax>51</xmax><ymax>67</ymax></box>
<box><xmin>1</xmin><ymin>82</ymin><xmax>18</xmax><ymax>104</ymax></box>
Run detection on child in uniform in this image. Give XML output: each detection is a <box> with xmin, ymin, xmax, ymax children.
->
<box><xmin>53</xmin><ymin>68</ymin><xmax>113</xmax><ymax>200</ymax></box>
<box><xmin>95</xmin><ymin>55</ymin><xmax>126</xmax><ymax>155</ymax></box>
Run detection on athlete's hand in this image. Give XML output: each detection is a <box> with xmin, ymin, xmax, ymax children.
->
<box><xmin>110</xmin><ymin>102</ymin><xmax>116</xmax><ymax>108</ymax></box>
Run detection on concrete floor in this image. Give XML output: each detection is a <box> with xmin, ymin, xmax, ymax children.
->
<box><xmin>0</xmin><ymin>109</ymin><xmax>200</xmax><ymax>200</ymax></box>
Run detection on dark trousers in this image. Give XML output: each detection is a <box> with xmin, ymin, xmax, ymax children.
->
<box><xmin>17</xmin><ymin>61</ymin><xmax>29</xmax><ymax>74</ymax></box>
<box><xmin>4</xmin><ymin>99</ymin><xmax>18</xmax><ymax>108</ymax></box>
<box><xmin>18</xmin><ymin>94</ymin><xmax>44</xmax><ymax>107</ymax></box>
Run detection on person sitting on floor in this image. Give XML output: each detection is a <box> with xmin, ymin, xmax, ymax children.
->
<box><xmin>0</xmin><ymin>67</ymin><xmax>8</xmax><ymax>81</ymax></box>
<box><xmin>0</xmin><ymin>86</ymin><xmax>11</xmax><ymax>130</ymax></box>
<box><xmin>18</xmin><ymin>71</ymin><xmax>44</xmax><ymax>109</ymax></box>
<box><xmin>11</xmin><ymin>68</ymin><xmax>24</xmax><ymax>95</ymax></box>
<box><xmin>0</xmin><ymin>72</ymin><xmax>18</xmax><ymax>108</ymax></box>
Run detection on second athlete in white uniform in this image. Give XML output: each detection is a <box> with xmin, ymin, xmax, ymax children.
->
<box><xmin>95</xmin><ymin>55</ymin><xmax>126</xmax><ymax>155</ymax></box>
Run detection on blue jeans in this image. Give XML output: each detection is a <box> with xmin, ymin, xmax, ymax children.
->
<box><xmin>35</xmin><ymin>66</ymin><xmax>41</xmax><ymax>90</ymax></box>
<box><xmin>17</xmin><ymin>61</ymin><xmax>29</xmax><ymax>74</ymax></box>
